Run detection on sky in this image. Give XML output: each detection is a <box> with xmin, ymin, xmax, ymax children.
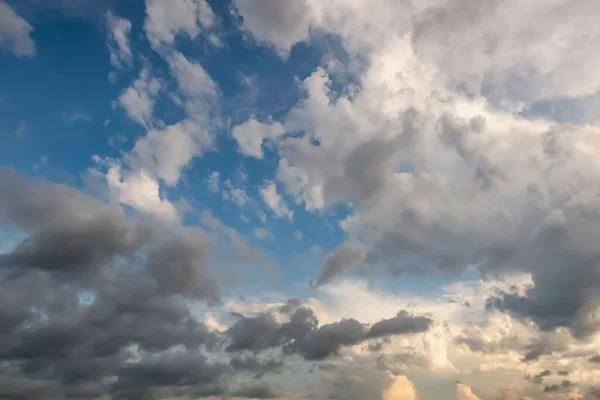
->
<box><xmin>1</xmin><ymin>0</ymin><xmax>600</xmax><ymax>399</ymax></box>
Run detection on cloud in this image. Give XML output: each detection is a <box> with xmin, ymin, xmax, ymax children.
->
<box><xmin>117</xmin><ymin>67</ymin><xmax>161</xmax><ymax>128</ymax></box>
<box><xmin>382</xmin><ymin>375</ymin><xmax>417</xmax><ymax>400</ymax></box>
<box><xmin>106</xmin><ymin>165</ymin><xmax>178</xmax><ymax>221</ymax></box>
<box><xmin>232</xmin><ymin>0</ymin><xmax>311</xmax><ymax>56</ymax></box>
<box><xmin>167</xmin><ymin>50</ymin><xmax>218</xmax><ymax>100</ymax></box>
<box><xmin>457</xmin><ymin>383</ymin><xmax>482</xmax><ymax>400</ymax></box>
<box><xmin>207</xmin><ymin>171</ymin><xmax>220</xmax><ymax>193</ymax></box>
<box><xmin>223</xmin><ymin>305</ymin><xmax>432</xmax><ymax>362</ymax></box>
<box><xmin>365</xmin><ymin>310</ymin><xmax>433</xmax><ymax>339</ymax></box>
<box><xmin>127</xmin><ymin>120</ymin><xmax>210</xmax><ymax>186</ymax></box>
<box><xmin>0</xmin><ymin>0</ymin><xmax>35</xmax><ymax>57</ymax></box>
<box><xmin>268</xmin><ymin>11</ymin><xmax>600</xmax><ymax>341</ymax></box>
<box><xmin>230</xmin><ymin>355</ymin><xmax>283</xmax><ymax>378</ymax></box>
<box><xmin>60</xmin><ymin>111</ymin><xmax>93</xmax><ymax>124</ymax></box>
<box><xmin>232</xmin><ymin>382</ymin><xmax>278</xmax><ymax>399</ymax></box>
<box><xmin>316</xmin><ymin>241</ymin><xmax>366</xmax><ymax>286</ymax></box>
<box><xmin>232</xmin><ymin>116</ymin><xmax>285</xmax><ymax>159</ymax></box>
<box><xmin>144</xmin><ymin>0</ymin><xmax>214</xmax><ymax>49</ymax></box>
<box><xmin>106</xmin><ymin>11</ymin><xmax>133</xmax><ymax>69</ymax></box>
<box><xmin>0</xmin><ymin>169</ymin><xmax>228</xmax><ymax>398</ymax></box>
<box><xmin>260</xmin><ymin>181</ymin><xmax>293</xmax><ymax>220</ymax></box>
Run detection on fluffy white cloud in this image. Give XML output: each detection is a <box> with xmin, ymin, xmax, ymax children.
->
<box><xmin>233</xmin><ymin>0</ymin><xmax>600</xmax><ymax>343</ymax></box>
<box><xmin>232</xmin><ymin>0</ymin><xmax>311</xmax><ymax>56</ymax></box>
<box><xmin>144</xmin><ymin>0</ymin><xmax>214</xmax><ymax>49</ymax></box>
<box><xmin>232</xmin><ymin>117</ymin><xmax>285</xmax><ymax>158</ymax></box>
<box><xmin>0</xmin><ymin>0</ymin><xmax>35</xmax><ymax>57</ymax></box>
<box><xmin>167</xmin><ymin>50</ymin><xmax>218</xmax><ymax>100</ymax></box>
<box><xmin>260</xmin><ymin>181</ymin><xmax>293</xmax><ymax>220</ymax></box>
<box><xmin>106</xmin><ymin>164</ymin><xmax>177</xmax><ymax>221</ymax></box>
<box><xmin>117</xmin><ymin>67</ymin><xmax>161</xmax><ymax>128</ymax></box>
<box><xmin>127</xmin><ymin>120</ymin><xmax>211</xmax><ymax>186</ymax></box>
<box><xmin>106</xmin><ymin>11</ymin><xmax>133</xmax><ymax>69</ymax></box>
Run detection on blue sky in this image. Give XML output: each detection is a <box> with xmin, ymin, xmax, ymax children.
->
<box><xmin>1</xmin><ymin>0</ymin><xmax>351</xmax><ymax>293</ymax></box>
<box><xmin>2</xmin><ymin>1</ymin><xmax>600</xmax><ymax>399</ymax></box>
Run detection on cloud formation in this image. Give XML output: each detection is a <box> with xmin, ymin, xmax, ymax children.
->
<box><xmin>0</xmin><ymin>0</ymin><xmax>35</xmax><ymax>57</ymax></box>
<box><xmin>6</xmin><ymin>0</ymin><xmax>600</xmax><ymax>398</ymax></box>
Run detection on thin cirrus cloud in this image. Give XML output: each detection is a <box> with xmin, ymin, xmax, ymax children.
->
<box><xmin>2</xmin><ymin>0</ymin><xmax>600</xmax><ymax>399</ymax></box>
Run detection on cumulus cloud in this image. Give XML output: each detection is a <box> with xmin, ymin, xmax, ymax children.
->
<box><xmin>106</xmin><ymin>164</ymin><xmax>178</xmax><ymax>221</ymax></box>
<box><xmin>232</xmin><ymin>0</ymin><xmax>311</xmax><ymax>56</ymax></box>
<box><xmin>457</xmin><ymin>384</ymin><xmax>482</xmax><ymax>400</ymax></box>
<box><xmin>233</xmin><ymin>117</ymin><xmax>285</xmax><ymax>159</ymax></box>
<box><xmin>0</xmin><ymin>169</ymin><xmax>226</xmax><ymax>398</ymax></box>
<box><xmin>382</xmin><ymin>375</ymin><xmax>417</xmax><ymax>400</ymax></box>
<box><xmin>223</xmin><ymin>306</ymin><xmax>431</xmax><ymax>361</ymax></box>
<box><xmin>144</xmin><ymin>0</ymin><xmax>214</xmax><ymax>49</ymax></box>
<box><xmin>9</xmin><ymin>0</ymin><xmax>600</xmax><ymax>398</ymax></box>
<box><xmin>0</xmin><ymin>0</ymin><xmax>35</xmax><ymax>57</ymax></box>
<box><xmin>117</xmin><ymin>67</ymin><xmax>161</xmax><ymax>128</ymax></box>
<box><xmin>252</xmin><ymin>0</ymin><xmax>600</xmax><ymax>343</ymax></box>
<box><xmin>260</xmin><ymin>181</ymin><xmax>293</xmax><ymax>220</ymax></box>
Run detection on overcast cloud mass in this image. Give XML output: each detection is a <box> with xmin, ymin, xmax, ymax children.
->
<box><xmin>1</xmin><ymin>0</ymin><xmax>600</xmax><ymax>399</ymax></box>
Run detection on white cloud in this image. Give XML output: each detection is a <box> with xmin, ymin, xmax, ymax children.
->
<box><xmin>117</xmin><ymin>67</ymin><xmax>161</xmax><ymax>128</ymax></box>
<box><xmin>224</xmin><ymin>180</ymin><xmax>250</xmax><ymax>207</ymax></box>
<box><xmin>260</xmin><ymin>181</ymin><xmax>293</xmax><ymax>220</ymax></box>
<box><xmin>127</xmin><ymin>120</ymin><xmax>211</xmax><ymax>186</ymax></box>
<box><xmin>382</xmin><ymin>375</ymin><xmax>417</xmax><ymax>400</ymax></box>
<box><xmin>167</xmin><ymin>51</ymin><xmax>220</xmax><ymax>126</ymax></box>
<box><xmin>457</xmin><ymin>384</ymin><xmax>482</xmax><ymax>400</ymax></box>
<box><xmin>232</xmin><ymin>116</ymin><xmax>285</xmax><ymax>158</ymax></box>
<box><xmin>0</xmin><ymin>0</ymin><xmax>35</xmax><ymax>57</ymax></box>
<box><xmin>232</xmin><ymin>0</ymin><xmax>311</xmax><ymax>56</ymax></box>
<box><xmin>144</xmin><ymin>0</ymin><xmax>214</xmax><ymax>49</ymax></box>
<box><xmin>167</xmin><ymin>51</ymin><xmax>218</xmax><ymax>99</ymax></box>
<box><xmin>106</xmin><ymin>164</ymin><xmax>177</xmax><ymax>221</ymax></box>
<box><xmin>107</xmin><ymin>11</ymin><xmax>133</xmax><ymax>69</ymax></box>
<box><xmin>207</xmin><ymin>171</ymin><xmax>220</xmax><ymax>193</ymax></box>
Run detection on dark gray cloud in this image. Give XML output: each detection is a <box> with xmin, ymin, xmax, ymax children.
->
<box><xmin>589</xmin><ymin>355</ymin><xmax>600</xmax><ymax>364</ymax></box>
<box><xmin>230</xmin><ymin>354</ymin><xmax>283</xmax><ymax>378</ymax></box>
<box><xmin>110</xmin><ymin>353</ymin><xmax>230</xmax><ymax>400</ymax></box>
<box><xmin>232</xmin><ymin>382</ymin><xmax>278</xmax><ymax>399</ymax></box>
<box><xmin>543</xmin><ymin>380</ymin><xmax>571</xmax><ymax>393</ymax></box>
<box><xmin>486</xmin><ymin>196</ymin><xmax>600</xmax><ymax>338</ymax></box>
<box><xmin>225</xmin><ymin>313</ymin><xmax>282</xmax><ymax>353</ymax></box>
<box><xmin>225</xmin><ymin>306</ymin><xmax>431</xmax><ymax>362</ymax></box>
<box><xmin>0</xmin><ymin>169</ymin><xmax>434</xmax><ymax>398</ymax></box>
<box><xmin>365</xmin><ymin>310</ymin><xmax>432</xmax><ymax>339</ymax></box>
<box><xmin>315</xmin><ymin>242</ymin><xmax>365</xmax><ymax>287</ymax></box>
<box><xmin>225</xmin><ymin>307</ymin><xmax>318</xmax><ymax>353</ymax></box>
<box><xmin>285</xmin><ymin>318</ymin><xmax>366</xmax><ymax>360</ymax></box>
<box><xmin>529</xmin><ymin>369</ymin><xmax>551</xmax><ymax>383</ymax></box>
<box><xmin>0</xmin><ymin>169</ymin><xmax>223</xmax><ymax>399</ymax></box>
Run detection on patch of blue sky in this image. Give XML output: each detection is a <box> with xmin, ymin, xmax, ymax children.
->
<box><xmin>0</xmin><ymin>0</ymin><xmax>377</xmax><ymax>294</ymax></box>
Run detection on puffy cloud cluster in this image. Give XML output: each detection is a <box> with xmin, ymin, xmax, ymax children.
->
<box><xmin>231</xmin><ymin>0</ymin><xmax>600</xmax><ymax>346</ymax></box>
<box><xmin>6</xmin><ymin>0</ymin><xmax>600</xmax><ymax>398</ymax></box>
<box><xmin>0</xmin><ymin>169</ymin><xmax>437</xmax><ymax>398</ymax></box>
